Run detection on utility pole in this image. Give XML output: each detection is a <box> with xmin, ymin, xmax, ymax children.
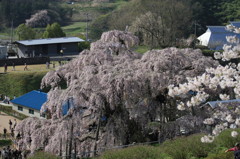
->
<box><xmin>86</xmin><ymin>13</ymin><xmax>89</xmax><ymax>41</ymax></box>
<box><xmin>10</xmin><ymin>19</ymin><xmax>14</xmax><ymax>43</ymax></box>
<box><xmin>194</xmin><ymin>20</ymin><xmax>197</xmax><ymax>37</ymax></box>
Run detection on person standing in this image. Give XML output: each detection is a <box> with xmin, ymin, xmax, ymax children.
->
<box><xmin>3</xmin><ymin>128</ymin><xmax>7</xmax><ymax>139</ymax></box>
<box><xmin>46</xmin><ymin>62</ymin><xmax>50</xmax><ymax>69</ymax></box>
<box><xmin>225</xmin><ymin>143</ymin><xmax>240</xmax><ymax>159</ymax></box>
<box><xmin>9</xmin><ymin>119</ymin><xmax>12</xmax><ymax>130</ymax></box>
<box><xmin>24</xmin><ymin>63</ymin><xmax>28</xmax><ymax>71</ymax></box>
<box><xmin>13</xmin><ymin>119</ymin><xmax>17</xmax><ymax>129</ymax></box>
<box><xmin>4</xmin><ymin>63</ymin><xmax>7</xmax><ymax>73</ymax></box>
<box><xmin>12</xmin><ymin>62</ymin><xmax>15</xmax><ymax>71</ymax></box>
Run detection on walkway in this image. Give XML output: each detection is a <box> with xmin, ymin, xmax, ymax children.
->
<box><xmin>0</xmin><ymin>111</ymin><xmax>21</xmax><ymax>135</ymax></box>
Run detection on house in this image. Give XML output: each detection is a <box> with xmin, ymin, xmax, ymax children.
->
<box><xmin>14</xmin><ymin>37</ymin><xmax>84</xmax><ymax>58</ymax></box>
<box><xmin>197</xmin><ymin>21</ymin><xmax>240</xmax><ymax>50</ymax></box>
<box><xmin>205</xmin><ymin>99</ymin><xmax>240</xmax><ymax>109</ymax></box>
<box><xmin>11</xmin><ymin>90</ymin><xmax>47</xmax><ymax>118</ymax></box>
<box><xmin>0</xmin><ymin>45</ymin><xmax>7</xmax><ymax>59</ymax></box>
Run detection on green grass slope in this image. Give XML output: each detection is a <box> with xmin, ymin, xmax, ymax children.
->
<box><xmin>0</xmin><ymin>71</ymin><xmax>47</xmax><ymax>98</ymax></box>
<box><xmin>99</xmin><ymin>129</ymin><xmax>240</xmax><ymax>159</ymax></box>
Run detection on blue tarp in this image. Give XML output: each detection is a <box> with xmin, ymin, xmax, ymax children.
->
<box><xmin>62</xmin><ymin>98</ymin><xmax>74</xmax><ymax>115</ymax></box>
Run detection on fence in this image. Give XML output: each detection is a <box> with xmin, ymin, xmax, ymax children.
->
<box><xmin>0</xmin><ymin>57</ymin><xmax>50</xmax><ymax>67</ymax></box>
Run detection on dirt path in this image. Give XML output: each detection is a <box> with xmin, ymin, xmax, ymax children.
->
<box><xmin>0</xmin><ymin>111</ymin><xmax>21</xmax><ymax>135</ymax></box>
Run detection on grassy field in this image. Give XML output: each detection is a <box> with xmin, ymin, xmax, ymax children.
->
<box><xmin>62</xmin><ymin>22</ymin><xmax>86</xmax><ymax>37</ymax></box>
<box><xmin>0</xmin><ymin>64</ymin><xmax>53</xmax><ymax>98</ymax></box>
<box><xmin>99</xmin><ymin>129</ymin><xmax>240</xmax><ymax>159</ymax></box>
<box><xmin>0</xmin><ymin>64</ymin><xmax>55</xmax><ymax>74</ymax></box>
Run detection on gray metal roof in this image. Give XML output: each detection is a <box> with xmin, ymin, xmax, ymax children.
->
<box><xmin>15</xmin><ymin>37</ymin><xmax>84</xmax><ymax>46</ymax></box>
<box><xmin>207</xmin><ymin>99</ymin><xmax>240</xmax><ymax>109</ymax></box>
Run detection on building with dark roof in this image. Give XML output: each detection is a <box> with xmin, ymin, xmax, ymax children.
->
<box><xmin>11</xmin><ymin>90</ymin><xmax>47</xmax><ymax>118</ymax></box>
<box><xmin>197</xmin><ymin>21</ymin><xmax>240</xmax><ymax>50</ymax></box>
<box><xmin>14</xmin><ymin>37</ymin><xmax>84</xmax><ymax>58</ymax></box>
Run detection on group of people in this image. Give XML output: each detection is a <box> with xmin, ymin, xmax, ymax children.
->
<box><xmin>2</xmin><ymin>119</ymin><xmax>17</xmax><ymax>139</ymax></box>
<box><xmin>0</xmin><ymin>119</ymin><xmax>25</xmax><ymax>159</ymax></box>
<box><xmin>3</xmin><ymin>63</ymin><xmax>28</xmax><ymax>73</ymax></box>
<box><xmin>0</xmin><ymin>95</ymin><xmax>11</xmax><ymax>104</ymax></box>
<box><xmin>0</xmin><ymin>146</ymin><xmax>23</xmax><ymax>159</ymax></box>
<box><xmin>3</xmin><ymin>63</ymin><xmax>15</xmax><ymax>73</ymax></box>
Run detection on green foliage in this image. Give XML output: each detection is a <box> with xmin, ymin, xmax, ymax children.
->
<box><xmin>89</xmin><ymin>14</ymin><xmax>110</xmax><ymax>40</ymax></box>
<box><xmin>27</xmin><ymin>151</ymin><xmax>61</xmax><ymax>159</ymax></box>
<box><xmin>0</xmin><ymin>0</ymin><xmax>49</xmax><ymax>27</ymax></box>
<box><xmin>62</xmin><ymin>22</ymin><xmax>86</xmax><ymax>37</ymax></box>
<box><xmin>0</xmin><ymin>139</ymin><xmax>12</xmax><ymax>147</ymax></box>
<box><xmin>0</xmin><ymin>71</ymin><xmax>46</xmax><ymax>98</ymax></box>
<box><xmin>205</xmin><ymin>152</ymin><xmax>233</xmax><ymax>159</ymax></box>
<box><xmin>213</xmin><ymin>128</ymin><xmax>240</xmax><ymax>149</ymax></box>
<box><xmin>42</xmin><ymin>23</ymin><xmax>66</xmax><ymax>38</ymax></box>
<box><xmin>134</xmin><ymin>45</ymin><xmax>151</xmax><ymax>54</ymax></box>
<box><xmin>159</xmin><ymin>134</ymin><xmax>214</xmax><ymax>159</ymax></box>
<box><xmin>201</xmin><ymin>49</ymin><xmax>216</xmax><ymax>57</ymax></box>
<box><xmin>78</xmin><ymin>41</ymin><xmax>90</xmax><ymax>52</ymax></box>
<box><xmin>99</xmin><ymin>129</ymin><xmax>240</xmax><ymax>159</ymax></box>
<box><xmin>99</xmin><ymin>145</ymin><xmax>172</xmax><ymax>159</ymax></box>
<box><xmin>15</xmin><ymin>24</ymin><xmax>36</xmax><ymax>40</ymax></box>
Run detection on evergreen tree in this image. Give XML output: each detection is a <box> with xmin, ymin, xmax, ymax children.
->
<box><xmin>42</xmin><ymin>23</ymin><xmax>66</xmax><ymax>38</ymax></box>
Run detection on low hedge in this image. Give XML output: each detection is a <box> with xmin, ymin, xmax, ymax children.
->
<box><xmin>0</xmin><ymin>139</ymin><xmax>12</xmax><ymax>147</ymax></box>
<box><xmin>0</xmin><ymin>104</ymin><xmax>28</xmax><ymax>120</ymax></box>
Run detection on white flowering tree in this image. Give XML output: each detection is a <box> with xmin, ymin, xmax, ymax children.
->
<box><xmin>168</xmin><ymin>23</ymin><xmax>240</xmax><ymax>143</ymax></box>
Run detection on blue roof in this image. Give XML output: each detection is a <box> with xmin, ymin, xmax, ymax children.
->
<box><xmin>230</xmin><ymin>21</ymin><xmax>240</xmax><ymax>28</ymax></box>
<box><xmin>15</xmin><ymin>37</ymin><xmax>84</xmax><ymax>46</ymax></box>
<box><xmin>11</xmin><ymin>90</ymin><xmax>47</xmax><ymax>110</ymax></box>
<box><xmin>207</xmin><ymin>99</ymin><xmax>240</xmax><ymax>108</ymax></box>
<box><xmin>207</xmin><ymin>26</ymin><xmax>228</xmax><ymax>33</ymax></box>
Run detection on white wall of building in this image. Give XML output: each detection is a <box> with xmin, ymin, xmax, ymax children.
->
<box><xmin>12</xmin><ymin>103</ymin><xmax>45</xmax><ymax>118</ymax></box>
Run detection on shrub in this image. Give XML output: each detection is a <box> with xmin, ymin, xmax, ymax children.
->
<box><xmin>205</xmin><ymin>152</ymin><xmax>233</xmax><ymax>159</ymax></box>
<box><xmin>213</xmin><ymin>128</ymin><xmax>240</xmax><ymax>149</ymax></box>
<box><xmin>159</xmin><ymin>134</ymin><xmax>214</xmax><ymax>159</ymax></box>
<box><xmin>99</xmin><ymin>145</ymin><xmax>172</xmax><ymax>159</ymax></box>
<box><xmin>0</xmin><ymin>105</ymin><xmax>28</xmax><ymax>120</ymax></box>
<box><xmin>27</xmin><ymin>151</ymin><xmax>60</xmax><ymax>159</ymax></box>
<box><xmin>0</xmin><ymin>139</ymin><xmax>12</xmax><ymax>147</ymax></box>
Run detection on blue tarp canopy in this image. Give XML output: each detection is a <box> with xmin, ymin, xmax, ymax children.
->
<box><xmin>62</xmin><ymin>98</ymin><xmax>74</xmax><ymax>115</ymax></box>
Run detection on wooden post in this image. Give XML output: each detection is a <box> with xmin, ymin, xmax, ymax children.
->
<box><xmin>68</xmin><ymin>122</ymin><xmax>74</xmax><ymax>159</ymax></box>
<box><xmin>59</xmin><ymin>138</ymin><xmax>62</xmax><ymax>157</ymax></box>
<box><xmin>74</xmin><ymin>139</ymin><xmax>77</xmax><ymax>159</ymax></box>
<box><xmin>65</xmin><ymin>139</ymin><xmax>68</xmax><ymax>159</ymax></box>
<box><xmin>94</xmin><ymin>110</ymin><xmax>102</xmax><ymax>156</ymax></box>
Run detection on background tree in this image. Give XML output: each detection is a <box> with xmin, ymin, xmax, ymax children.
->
<box><xmin>15</xmin><ymin>24</ymin><xmax>36</xmax><ymax>40</ymax></box>
<box><xmin>90</xmin><ymin>0</ymin><xmax>194</xmax><ymax>48</ymax></box>
<box><xmin>26</xmin><ymin>10</ymin><xmax>50</xmax><ymax>28</ymax></box>
<box><xmin>42</xmin><ymin>23</ymin><xmax>66</xmax><ymax>38</ymax></box>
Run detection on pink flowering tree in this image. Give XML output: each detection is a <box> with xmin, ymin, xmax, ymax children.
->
<box><xmin>15</xmin><ymin>30</ymin><xmax>219</xmax><ymax>157</ymax></box>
